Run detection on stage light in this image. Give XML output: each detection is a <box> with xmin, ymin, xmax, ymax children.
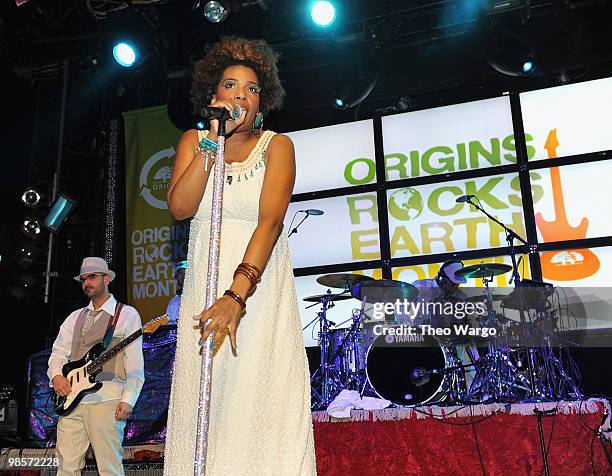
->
<box><xmin>21</xmin><ymin>274</ymin><xmax>39</xmax><ymax>289</ymax></box>
<box><xmin>483</xmin><ymin>24</ymin><xmax>537</xmax><ymax>77</ymax></box>
<box><xmin>43</xmin><ymin>194</ymin><xmax>77</xmax><ymax>233</ymax></box>
<box><xmin>21</xmin><ymin>219</ymin><xmax>41</xmax><ymax>238</ymax></box>
<box><xmin>9</xmin><ymin>274</ymin><xmax>44</xmax><ymax>298</ymax></box>
<box><xmin>522</xmin><ymin>59</ymin><xmax>535</xmax><ymax>74</ymax></box>
<box><xmin>203</xmin><ymin>1</ymin><xmax>229</xmax><ymax>23</ymax></box>
<box><xmin>16</xmin><ymin>242</ymin><xmax>39</xmax><ymax>268</ymax></box>
<box><xmin>332</xmin><ymin>60</ymin><xmax>378</xmax><ymax>110</ymax></box>
<box><xmin>196</xmin><ymin>121</ymin><xmax>206</xmax><ymax>130</ymax></box>
<box><xmin>112</xmin><ymin>42</ymin><xmax>137</xmax><ymax>67</ymax></box>
<box><xmin>21</xmin><ymin>188</ymin><xmax>41</xmax><ymax>208</ymax></box>
<box><xmin>311</xmin><ymin>1</ymin><xmax>336</xmax><ymax>27</ymax></box>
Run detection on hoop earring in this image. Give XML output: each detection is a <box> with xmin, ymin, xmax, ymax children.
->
<box><xmin>251</xmin><ymin>112</ymin><xmax>264</xmax><ymax>135</ymax></box>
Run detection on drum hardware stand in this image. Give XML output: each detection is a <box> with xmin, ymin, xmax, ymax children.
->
<box><xmin>326</xmin><ymin>307</ymin><xmax>365</xmax><ymax>391</ymax></box>
<box><xmin>465</xmin><ymin>196</ymin><xmax>540</xmax><ymax>401</ymax></box>
<box><xmin>467</xmin><ymin>271</ymin><xmax>530</xmax><ymax>402</ymax></box>
<box><xmin>532</xmin><ymin>332</ymin><xmax>583</xmax><ymax>400</ymax></box>
<box><xmin>535</xmin><ymin>303</ymin><xmax>583</xmax><ymax>400</ymax></box>
<box><xmin>410</xmin><ymin>358</ymin><xmax>480</xmax><ymax>405</ymax></box>
<box><xmin>309</xmin><ymin>293</ymin><xmax>344</xmax><ymax>410</ymax></box>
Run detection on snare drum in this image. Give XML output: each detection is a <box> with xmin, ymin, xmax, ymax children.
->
<box><xmin>365</xmin><ymin>327</ymin><xmax>453</xmax><ymax>405</ymax></box>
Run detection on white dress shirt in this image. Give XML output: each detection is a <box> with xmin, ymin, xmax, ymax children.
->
<box><xmin>47</xmin><ymin>294</ymin><xmax>145</xmax><ymax>407</ymax></box>
<box><xmin>165</xmin><ymin>294</ymin><xmax>181</xmax><ymax>324</ymax></box>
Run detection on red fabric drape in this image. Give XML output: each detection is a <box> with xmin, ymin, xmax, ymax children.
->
<box><xmin>313</xmin><ymin>412</ymin><xmax>612</xmax><ymax>475</ymax></box>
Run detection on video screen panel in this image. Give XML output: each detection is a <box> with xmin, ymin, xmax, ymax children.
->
<box><xmin>520</xmin><ymin>76</ymin><xmax>612</xmax><ymax>161</ymax></box>
<box><xmin>386</xmin><ymin>172</ymin><xmax>526</xmax><ymax>258</ymax></box>
<box><xmin>538</xmin><ymin>246</ymin><xmax>612</xmax><ymax>286</ymax></box>
<box><xmin>285</xmin><ymin>192</ymin><xmax>381</xmax><ymax>268</ymax></box>
<box><xmin>382</xmin><ymin>96</ymin><xmax>515</xmax><ymax>181</ymax></box>
<box><xmin>287</xmin><ymin>119</ymin><xmax>376</xmax><ymax>194</ymax></box>
<box><xmin>531</xmin><ymin>160</ymin><xmax>612</xmax><ymax>243</ymax></box>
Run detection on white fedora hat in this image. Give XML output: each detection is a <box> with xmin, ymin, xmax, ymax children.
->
<box><xmin>73</xmin><ymin>257</ymin><xmax>116</xmax><ymax>282</ymax></box>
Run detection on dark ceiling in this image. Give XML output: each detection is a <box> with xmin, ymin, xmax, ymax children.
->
<box><xmin>2</xmin><ymin>0</ymin><xmax>612</xmax><ymax>123</ymax></box>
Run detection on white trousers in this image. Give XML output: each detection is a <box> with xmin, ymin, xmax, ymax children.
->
<box><xmin>56</xmin><ymin>399</ymin><xmax>126</xmax><ymax>476</ymax></box>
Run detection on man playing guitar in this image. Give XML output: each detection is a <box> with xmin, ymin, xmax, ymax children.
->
<box><xmin>48</xmin><ymin>257</ymin><xmax>144</xmax><ymax>476</ymax></box>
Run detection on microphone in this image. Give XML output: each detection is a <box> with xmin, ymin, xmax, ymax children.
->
<box><xmin>299</xmin><ymin>209</ymin><xmax>324</xmax><ymax>216</ymax></box>
<box><xmin>200</xmin><ymin>105</ymin><xmax>243</xmax><ymax>121</ymax></box>
<box><xmin>456</xmin><ymin>194</ymin><xmax>476</xmax><ymax>203</ymax></box>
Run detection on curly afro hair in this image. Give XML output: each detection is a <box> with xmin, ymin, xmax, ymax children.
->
<box><xmin>192</xmin><ymin>36</ymin><xmax>285</xmax><ymax>115</ymax></box>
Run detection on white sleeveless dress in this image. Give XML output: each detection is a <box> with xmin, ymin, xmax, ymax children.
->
<box><xmin>164</xmin><ymin>130</ymin><xmax>316</xmax><ymax>475</ymax></box>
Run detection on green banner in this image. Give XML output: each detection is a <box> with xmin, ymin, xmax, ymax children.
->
<box><xmin>123</xmin><ymin>105</ymin><xmax>186</xmax><ymax>321</ymax></box>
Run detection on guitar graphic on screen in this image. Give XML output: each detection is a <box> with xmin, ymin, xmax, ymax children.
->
<box><xmin>535</xmin><ymin>129</ymin><xmax>600</xmax><ymax>280</ymax></box>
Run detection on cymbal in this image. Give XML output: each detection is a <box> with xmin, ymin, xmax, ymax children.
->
<box><xmin>303</xmin><ymin>293</ymin><xmax>354</xmax><ymax>303</ymax></box>
<box><xmin>501</xmin><ymin>288</ymin><xmax>553</xmax><ymax>310</ymax></box>
<box><xmin>351</xmin><ymin>279</ymin><xmax>418</xmax><ymax>302</ymax></box>
<box><xmin>455</xmin><ymin>263</ymin><xmax>512</xmax><ymax>279</ymax></box>
<box><xmin>464</xmin><ymin>293</ymin><xmax>507</xmax><ymax>302</ymax></box>
<box><xmin>316</xmin><ymin>273</ymin><xmax>374</xmax><ymax>289</ymax></box>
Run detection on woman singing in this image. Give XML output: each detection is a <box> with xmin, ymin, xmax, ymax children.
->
<box><xmin>164</xmin><ymin>37</ymin><xmax>316</xmax><ymax>474</ymax></box>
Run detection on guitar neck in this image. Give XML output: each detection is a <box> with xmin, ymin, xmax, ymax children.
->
<box><xmin>548</xmin><ymin>167</ymin><xmax>568</xmax><ymax>221</ymax></box>
<box><xmin>87</xmin><ymin>329</ymin><xmax>143</xmax><ymax>373</ymax></box>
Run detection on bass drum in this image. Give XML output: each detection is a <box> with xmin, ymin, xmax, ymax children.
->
<box><xmin>365</xmin><ymin>328</ymin><xmax>450</xmax><ymax>405</ymax></box>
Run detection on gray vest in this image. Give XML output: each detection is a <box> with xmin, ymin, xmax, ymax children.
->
<box><xmin>70</xmin><ymin>307</ymin><xmax>126</xmax><ymax>382</ymax></box>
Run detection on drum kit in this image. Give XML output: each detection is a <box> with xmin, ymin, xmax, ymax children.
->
<box><xmin>305</xmin><ymin>264</ymin><xmax>582</xmax><ymax>410</ymax></box>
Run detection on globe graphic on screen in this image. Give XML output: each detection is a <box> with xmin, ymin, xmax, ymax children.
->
<box><xmin>389</xmin><ymin>188</ymin><xmax>424</xmax><ymax>221</ymax></box>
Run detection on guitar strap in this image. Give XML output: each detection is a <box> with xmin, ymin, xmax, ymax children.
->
<box><xmin>101</xmin><ymin>302</ymin><xmax>123</xmax><ymax>350</ymax></box>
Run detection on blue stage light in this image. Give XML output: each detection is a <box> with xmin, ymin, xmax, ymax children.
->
<box><xmin>522</xmin><ymin>60</ymin><xmax>535</xmax><ymax>74</ymax></box>
<box><xmin>43</xmin><ymin>194</ymin><xmax>77</xmax><ymax>233</ymax></box>
<box><xmin>112</xmin><ymin>42</ymin><xmax>137</xmax><ymax>67</ymax></box>
<box><xmin>311</xmin><ymin>1</ymin><xmax>336</xmax><ymax>27</ymax></box>
<box><xmin>203</xmin><ymin>1</ymin><xmax>229</xmax><ymax>23</ymax></box>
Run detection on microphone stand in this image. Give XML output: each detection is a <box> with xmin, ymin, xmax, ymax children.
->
<box><xmin>465</xmin><ymin>197</ymin><xmax>527</xmax><ymax>291</ymax></box>
<box><xmin>287</xmin><ymin>212</ymin><xmax>310</xmax><ymax>238</ymax></box>
<box><xmin>467</xmin><ymin>197</ymin><xmax>550</xmax><ymax>475</ymax></box>
<box><xmin>194</xmin><ymin>116</ymin><xmax>230</xmax><ymax>476</ymax></box>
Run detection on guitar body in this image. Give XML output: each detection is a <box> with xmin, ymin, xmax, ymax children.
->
<box><xmin>51</xmin><ymin>314</ymin><xmax>167</xmax><ymax>417</ymax></box>
<box><xmin>536</xmin><ymin>172</ymin><xmax>600</xmax><ymax>281</ymax></box>
<box><xmin>53</xmin><ymin>344</ymin><xmax>105</xmax><ymax>416</ymax></box>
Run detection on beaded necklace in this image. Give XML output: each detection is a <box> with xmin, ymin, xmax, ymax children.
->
<box><xmin>197</xmin><ymin>130</ymin><xmax>275</xmax><ymax>186</ymax></box>
<box><xmin>225</xmin><ymin>152</ymin><xmax>265</xmax><ymax>185</ymax></box>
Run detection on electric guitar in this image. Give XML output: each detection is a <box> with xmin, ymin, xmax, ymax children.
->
<box><xmin>53</xmin><ymin>314</ymin><xmax>168</xmax><ymax>416</ymax></box>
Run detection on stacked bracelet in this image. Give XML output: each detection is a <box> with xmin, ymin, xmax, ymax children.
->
<box><xmin>199</xmin><ymin>137</ymin><xmax>218</xmax><ymax>153</ymax></box>
<box><xmin>196</xmin><ymin>137</ymin><xmax>219</xmax><ymax>171</ymax></box>
<box><xmin>233</xmin><ymin>262</ymin><xmax>261</xmax><ymax>294</ymax></box>
<box><xmin>224</xmin><ymin>289</ymin><xmax>246</xmax><ymax>310</ymax></box>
